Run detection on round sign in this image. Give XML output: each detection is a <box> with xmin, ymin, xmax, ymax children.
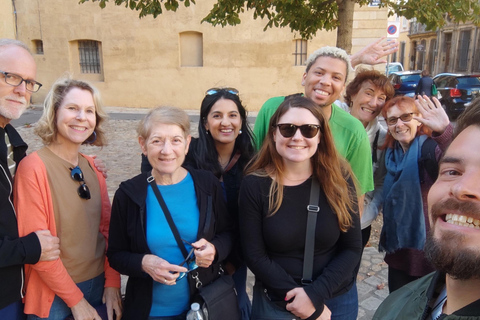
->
<box><xmin>387</xmin><ymin>24</ymin><xmax>398</xmax><ymax>35</ymax></box>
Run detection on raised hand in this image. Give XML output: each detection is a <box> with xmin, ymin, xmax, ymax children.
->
<box><xmin>414</xmin><ymin>95</ymin><xmax>450</xmax><ymax>134</ymax></box>
<box><xmin>350</xmin><ymin>37</ymin><xmax>399</xmax><ymax>68</ymax></box>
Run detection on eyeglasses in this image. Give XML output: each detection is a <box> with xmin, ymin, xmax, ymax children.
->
<box><xmin>386</xmin><ymin>113</ymin><xmax>416</xmax><ymax>126</ymax></box>
<box><xmin>0</xmin><ymin>71</ymin><xmax>42</xmax><ymax>93</ymax></box>
<box><xmin>70</xmin><ymin>166</ymin><xmax>91</xmax><ymax>200</ymax></box>
<box><xmin>275</xmin><ymin>124</ymin><xmax>321</xmax><ymax>138</ymax></box>
<box><xmin>177</xmin><ymin>239</ymin><xmax>199</xmax><ymax>280</ymax></box>
<box><xmin>205</xmin><ymin>87</ymin><xmax>239</xmax><ymax>96</ymax></box>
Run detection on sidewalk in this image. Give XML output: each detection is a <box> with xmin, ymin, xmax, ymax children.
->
<box><xmin>15</xmin><ymin>115</ymin><xmax>389</xmax><ymax>320</ymax></box>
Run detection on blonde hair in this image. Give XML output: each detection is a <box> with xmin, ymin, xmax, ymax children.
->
<box><xmin>246</xmin><ymin>96</ymin><xmax>357</xmax><ymax>232</ymax></box>
<box><xmin>305</xmin><ymin>46</ymin><xmax>352</xmax><ymax>82</ymax></box>
<box><xmin>35</xmin><ymin>77</ymin><xmax>107</xmax><ymax>146</ymax></box>
<box><xmin>137</xmin><ymin>106</ymin><xmax>191</xmax><ymax>140</ymax></box>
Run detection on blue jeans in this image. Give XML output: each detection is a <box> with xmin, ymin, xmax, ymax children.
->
<box><xmin>325</xmin><ymin>282</ymin><xmax>358</xmax><ymax>320</ymax></box>
<box><xmin>26</xmin><ymin>273</ymin><xmax>105</xmax><ymax>320</ymax></box>
<box><xmin>0</xmin><ymin>300</ymin><xmax>26</xmax><ymax>320</ymax></box>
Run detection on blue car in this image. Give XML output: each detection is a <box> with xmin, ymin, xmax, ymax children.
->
<box><xmin>388</xmin><ymin>71</ymin><xmax>422</xmax><ymax>97</ymax></box>
<box><xmin>433</xmin><ymin>73</ymin><xmax>480</xmax><ymax>119</ymax></box>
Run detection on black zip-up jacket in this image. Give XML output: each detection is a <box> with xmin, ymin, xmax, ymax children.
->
<box><xmin>0</xmin><ymin>124</ymin><xmax>41</xmax><ymax>309</ymax></box>
<box><xmin>107</xmin><ymin>169</ymin><xmax>234</xmax><ymax>320</ymax></box>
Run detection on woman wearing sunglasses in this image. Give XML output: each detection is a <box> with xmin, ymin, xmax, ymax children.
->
<box><xmin>379</xmin><ymin>95</ymin><xmax>452</xmax><ymax>293</ymax></box>
<box><xmin>239</xmin><ymin>96</ymin><xmax>361</xmax><ymax>320</ymax></box>
<box><xmin>13</xmin><ymin>78</ymin><xmax>122</xmax><ymax>320</ymax></box>
<box><xmin>140</xmin><ymin>88</ymin><xmax>255</xmax><ymax>319</ymax></box>
<box><xmin>108</xmin><ymin>106</ymin><xmax>234</xmax><ymax>319</ymax></box>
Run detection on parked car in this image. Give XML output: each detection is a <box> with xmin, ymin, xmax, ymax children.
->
<box><xmin>386</xmin><ymin>62</ymin><xmax>404</xmax><ymax>75</ymax></box>
<box><xmin>388</xmin><ymin>71</ymin><xmax>422</xmax><ymax>97</ymax></box>
<box><xmin>433</xmin><ymin>73</ymin><xmax>480</xmax><ymax>119</ymax></box>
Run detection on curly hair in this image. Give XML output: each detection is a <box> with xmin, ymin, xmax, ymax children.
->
<box><xmin>344</xmin><ymin>69</ymin><xmax>395</xmax><ymax>107</ymax></box>
<box><xmin>35</xmin><ymin>77</ymin><xmax>107</xmax><ymax>147</ymax></box>
<box><xmin>305</xmin><ymin>46</ymin><xmax>352</xmax><ymax>82</ymax></box>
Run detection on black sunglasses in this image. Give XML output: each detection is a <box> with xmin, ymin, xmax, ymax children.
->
<box><xmin>70</xmin><ymin>166</ymin><xmax>91</xmax><ymax>200</ymax></box>
<box><xmin>177</xmin><ymin>239</ymin><xmax>199</xmax><ymax>280</ymax></box>
<box><xmin>205</xmin><ymin>87</ymin><xmax>239</xmax><ymax>96</ymax></box>
<box><xmin>275</xmin><ymin>124</ymin><xmax>321</xmax><ymax>138</ymax></box>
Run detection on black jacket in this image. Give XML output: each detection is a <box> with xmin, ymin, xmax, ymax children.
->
<box><xmin>416</xmin><ymin>76</ymin><xmax>434</xmax><ymax>97</ymax></box>
<box><xmin>0</xmin><ymin>124</ymin><xmax>41</xmax><ymax>309</ymax></box>
<box><xmin>107</xmin><ymin>169</ymin><xmax>234</xmax><ymax>320</ymax></box>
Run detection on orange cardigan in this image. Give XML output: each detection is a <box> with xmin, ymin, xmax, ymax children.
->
<box><xmin>14</xmin><ymin>152</ymin><xmax>120</xmax><ymax>318</ymax></box>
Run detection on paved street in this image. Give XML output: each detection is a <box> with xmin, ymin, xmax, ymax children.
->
<box><xmin>14</xmin><ymin>107</ymin><xmax>389</xmax><ymax>319</ymax></box>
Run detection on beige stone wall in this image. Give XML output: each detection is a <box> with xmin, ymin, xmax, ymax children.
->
<box><xmin>0</xmin><ymin>1</ymin><xmax>15</xmax><ymax>39</ymax></box>
<box><xmin>14</xmin><ymin>0</ymin><xmax>388</xmax><ymax>110</ymax></box>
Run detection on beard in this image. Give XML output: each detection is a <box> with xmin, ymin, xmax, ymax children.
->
<box><xmin>425</xmin><ymin>198</ymin><xmax>480</xmax><ymax>280</ymax></box>
<box><xmin>0</xmin><ymin>96</ymin><xmax>28</xmax><ymax>120</ymax></box>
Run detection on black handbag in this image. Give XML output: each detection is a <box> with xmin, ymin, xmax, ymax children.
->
<box><xmin>148</xmin><ymin>176</ymin><xmax>241</xmax><ymax>320</ymax></box>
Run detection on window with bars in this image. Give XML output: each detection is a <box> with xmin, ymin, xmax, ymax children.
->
<box><xmin>293</xmin><ymin>39</ymin><xmax>307</xmax><ymax>66</ymax></box>
<box><xmin>33</xmin><ymin>40</ymin><xmax>44</xmax><ymax>55</ymax></box>
<box><xmin>78</xmin><ymin>40</ymin><xmax>101</xmax><ymax>74</ymax></box>
<box><xmin>457</xmin><ymin>30</ymin><xmax>471</xmax><ymax>71</ymax></box>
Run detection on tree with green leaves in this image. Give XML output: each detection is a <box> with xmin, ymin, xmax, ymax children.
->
<box><xmin>79</xmin><ymin>0</ymin><xmax>480</xmax><ymax>53</ymax></box>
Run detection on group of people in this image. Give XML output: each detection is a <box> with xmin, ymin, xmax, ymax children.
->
<box><xmin>1</xmin><ymin>35</ymin><xmax>480</xmax><ymax>320</ymax></box>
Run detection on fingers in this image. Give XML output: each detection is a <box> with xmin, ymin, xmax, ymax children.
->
<box><xmin>35</xmin><ymin>230</ymin><xmax>61</xmax><ymax>262</ymax></box>
<box><xmin>193</xmin><ymin>239</ymin><xmax>216</xmax><ymax>268</ymax></box>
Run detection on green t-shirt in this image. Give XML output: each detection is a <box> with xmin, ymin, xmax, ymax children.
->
<box><xmin>253</xmin><ymin>96</ymin><xmax>374</xmax><ymax>194</ymax></box>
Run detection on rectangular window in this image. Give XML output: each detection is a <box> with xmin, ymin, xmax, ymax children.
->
<box><xmin>78</xmin><ymin>40</ymin><xmax>101</xmax><ymax>74</ymax></box>
<box><xmin>293</xmin><ymin>39</ymin><xmax>307</xmax><ymax>66</ymax></box>
<box><xmin>457</xmin><ymin>30</ymin><xmax>471</xmax><ymax>71</ymax></box>
<box><xmin>33</xmin><ymin>40</ymin><xmax>44</xmax><ymax>55</ymax></box>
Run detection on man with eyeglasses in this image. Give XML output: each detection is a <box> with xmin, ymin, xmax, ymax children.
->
<box><xmin>0</xmin><ymin>39</ymin><xmax>60</xmax><ymax>320</ymax></box>
<box><xmin>373</xmin><ymin>97</ymin><xmax>480</xmax><ymax>320</ymax></box>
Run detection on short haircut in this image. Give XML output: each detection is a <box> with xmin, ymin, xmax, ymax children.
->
<box><xmin>305</xmin><ymin>46</ymin><xmax>352</xmax><ymax>82</ymax></box>
<box><xmin>344</xmin><ymin>69</ymin><xmax>395</xmax><ymax>107</ymax></box>
<box><xmin>455</xmin><ymin>97</ymin><xmax>480</xmax><ymax>137</ymax></box>
<box><xmin>0</xmin><ymin>39</ymin><xmax>31</xmax><ymax>54</ymax></box>
<box><xmin>137</xmin><ymin>106</ymin><xmax>191</xmax><ymax>141</ymax></box>
<box><xmin>35</xmin><ymin>77</ymin><xmax>108</xmax><ymax>146</ymax></box>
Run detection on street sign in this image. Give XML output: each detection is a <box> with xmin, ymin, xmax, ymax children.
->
<box><xmin>387</xmin><ymin>22</ymin><xmax>400</xmax><ymax>38</ymax></box>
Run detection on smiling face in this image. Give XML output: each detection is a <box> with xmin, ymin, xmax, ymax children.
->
<box><xmin>302</xmin><ymin>56</ymin><xmax>346</xmax><ymax>109</ymax></box>
<box><xmin>55</xmin><ymin>88</ymin><xmax>96</xmax><ymax>146</ymax></box>
<box><xmin>274</xmin><ymin>107</ymin><xmax>321</xmax><ymax>166</ymax></box>
<box><xmin>350</xmin><ymin>81</ymin><xmax>387</xmax><ymax>127</ymax></box>
<box><xmin>0</xmin><ymin>45</ymin><xmax>37</xmax><ymax>127</ymax></box>
<box><xmin>426</xmin><ymin>125</ymin><xmax>480</xmax><ymax>278</ymax></box>
<box><xmin>204</xmin><ymin>98</ymin><xmax>242</xmax><ymax>148</ymax></box>
<box><xmin>140</xmin><ymin>123</ymin><xmax>191</xmax><ymax>179</ymax></box>
<box><xmin>386</xmin><ymin>104</ymin><xmax>421</xmax><ymax>151</ymax></box>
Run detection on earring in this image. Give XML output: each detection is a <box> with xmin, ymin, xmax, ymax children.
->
<box><xmin>239</xmin><ymin>130</ymin><xmax>242</xmax><ymax>134</ymax></box>
<box><xmin>85</xmin><ymin>131</ymin><xmax>97</xmax><ymax>144</ymax></box>
<box><xmin>206</xmin><ymin>130</ymin><xmax>209</xmax><ymax>135</ymax></box>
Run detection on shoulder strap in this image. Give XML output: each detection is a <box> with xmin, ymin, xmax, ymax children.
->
<box><xmin>302</xmin><ymin>178</ymin><xmax>320</xmax><ymax>284</ymax></box>
<box><xmin>147</xmin><ymin>175</ymin><xmax>189</xmax><ymax>258</ymax></box>
<box><xmin>372</xmin><ymin>129</ymin><xmax>380</xmax><ymax>164</ymax></box>
<box><xmin>419</xmin><ymin>138</ymin><xmax>439</xmax><ymax>183</ymax></box>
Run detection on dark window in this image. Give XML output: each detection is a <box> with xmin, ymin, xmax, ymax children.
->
<box><xmin>293</xmin><ymin>39</ymin><xmax>307</xmax><ymax>66</ymax></box>
<box><xmin>457</xmin><ymin>30</ymin><xmax>471</xmax><ymax>71</ymax></box>
<box><xmin>399</xmin><ymin>42</ymin><xmax>405</xmax><ymax>66</ymax></box>
<box><xmin>33</xmin><ymin>40</ymin><xmax>43</xmax><ymax>55</ymax></box>
<box><xmin>78</xmin><ymin>40</ymin><xmax>101</xmax><ymax>74</ymax></box>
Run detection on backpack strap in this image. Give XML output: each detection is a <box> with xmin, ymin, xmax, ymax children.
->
<box><xmin>418</xmin><ymin>138</ymin><xmax>439</xmax><ymax>183</ymax></box>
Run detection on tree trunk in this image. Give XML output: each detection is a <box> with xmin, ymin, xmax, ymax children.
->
<box><xmin>336</xmin><ymin>0</ymin><xmax>356</xmax><ymax>53</ymax></box>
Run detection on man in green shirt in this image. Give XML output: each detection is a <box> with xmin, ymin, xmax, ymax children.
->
<box><xmin>254</xmin><ymin>46</ymin><xmax>378</xmax><ymax>196</ymax></box>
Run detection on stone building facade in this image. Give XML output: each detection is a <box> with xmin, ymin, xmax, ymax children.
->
<box><xmin>2</xmin><ymin>0</ymin><xmax>389</xmax><ymax>110</ymax></box>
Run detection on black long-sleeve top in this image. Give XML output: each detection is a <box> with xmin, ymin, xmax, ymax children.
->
<box><xmin>239</xmin><ymin>175</ymin><xmax>361</xmax><ymax>315</ymax></box>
